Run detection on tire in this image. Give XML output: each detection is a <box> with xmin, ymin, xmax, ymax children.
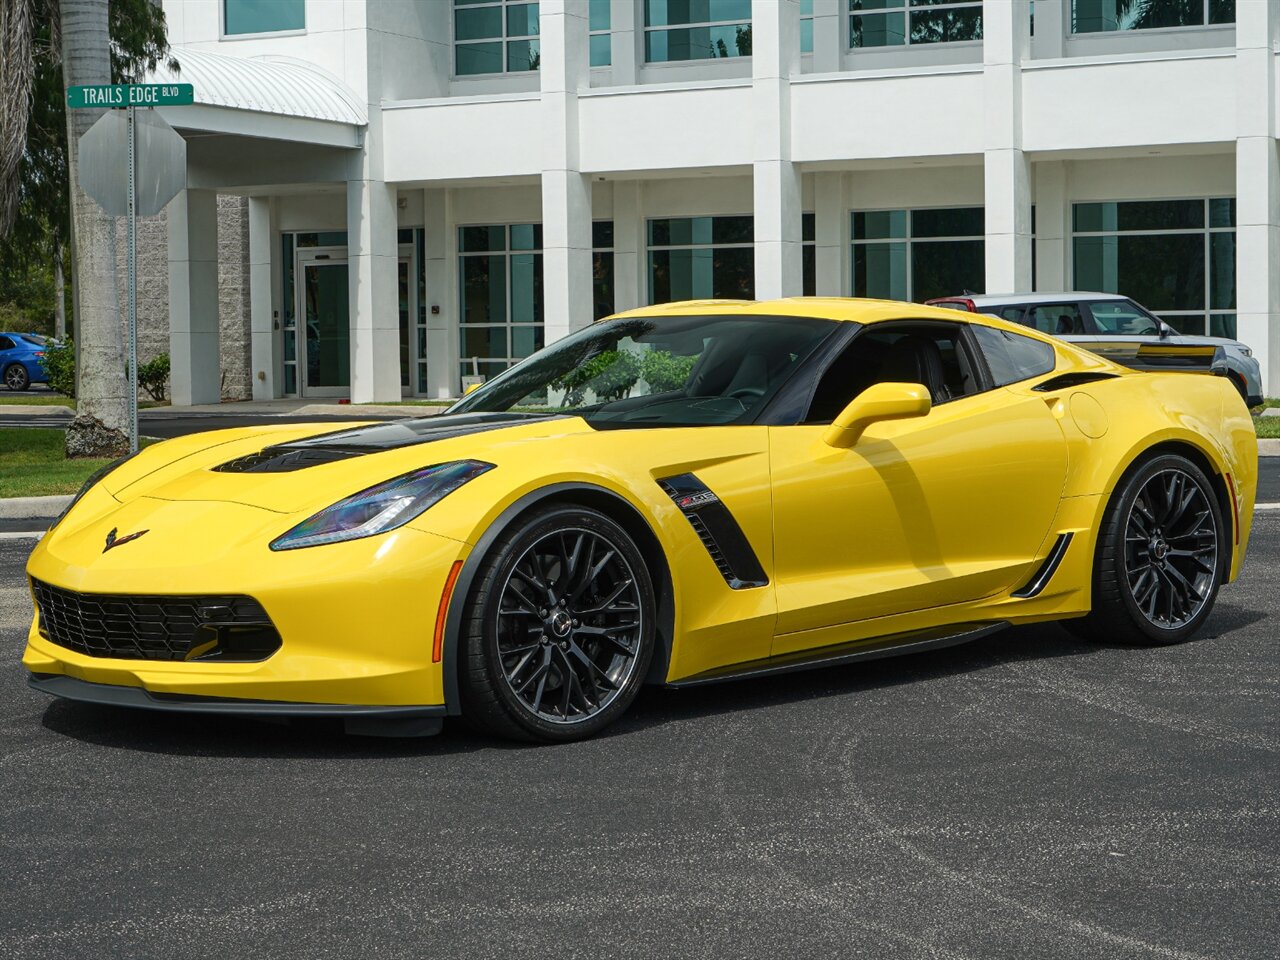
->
<box><xmin>3</xmin><ymin>363</ymin><xmax>29</xmax><ymax>391</ymax></box>
<box><xmin>1072</xmin><ymin>453</ymin><xmax>1225</xmax><ymax>646</ymax></box>
<box><xmin>458</xmin><ymin>504</ymin><xmax>656</xmax><ymax>743</ymax></box>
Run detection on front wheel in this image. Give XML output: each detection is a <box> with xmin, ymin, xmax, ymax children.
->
<box><xmin>3</xmin><ymin>364</ymin><xmax>29</xmax><ymax>391</ymax></box>
<box><xmin>459</xmin><ymin>505</ymin><xmax>656</xmax><ymax>742</ymax></box>
<box><xmin>1072</xmin><ymin>454</ymin><xmax>1225</xmax><ymax>646</ymax></box>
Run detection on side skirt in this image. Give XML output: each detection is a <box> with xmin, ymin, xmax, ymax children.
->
<box><xmin>668</xmin><ymin>621</ymin><xmax>1009</xmax><ymax>688</ymax></box>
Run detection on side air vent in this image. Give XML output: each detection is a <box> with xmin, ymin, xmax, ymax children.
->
<box><xmin>213</xmin><ymin>446</ymin><xmax>361</xmax><ymax>473</ymax></box>
<box><xmin>1012</xmin><ymin>533</ymin><xmax>1073</xmax><ymax>598</ymax></box>
<box><xmin>657</xmin><ymin>474</ymin><xmax>768</xmax><ymax>590</ymax></box>
<box><xmin>1033</xmin><ymin>372</ymin><xmax>1119</xmax><ymax>392</ymax></box>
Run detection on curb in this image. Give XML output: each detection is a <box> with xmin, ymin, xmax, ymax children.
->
<box><xmin>0</xmin><ymin>495</ymin><xmax>71</xmax><ymax>520</ymax></box>
<box><xmin>1260</xmin><ymin>439</ymin><xmax>1280</xmax><ymax>457</ymax></box>
<box><xmin>0</xmin><ymin>404</ymin><xmax>74</xmax><ymax>417</ymax></box>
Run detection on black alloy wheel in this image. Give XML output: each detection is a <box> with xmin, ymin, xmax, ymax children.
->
<box><xmin>1068</xmin><ymin>454</ymin><xmax>1224</xmax><ymax>646</ymax></box>
<box><xmin>4</xmin><ymin>364</ymin><xmax>29</xmax><ymax>391</ymax></box>
<box><xmin>459</xmin><ymin>505</ymin><xmax>656</xmax><ymax>742</ymax></box>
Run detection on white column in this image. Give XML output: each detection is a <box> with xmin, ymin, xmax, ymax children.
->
<box><xmin>346</xmin><ymin>176</ymin><xmax>400</xmax><ymax>403</ymax></box>
<box><xmin>983</xmin><ymin>0</ymin><xmax>1032</xmax><ymax>294</ymax></box>
<box><xmin>167</xmin><ymin>188</ymin><xmax>219</xmax><ymax>406</ymax></box>
<box><xmin>613</xmin><ymin>180</ymin><xmax>644</xmax><ymax>310</ymax></box>
<box><xmin>248</xmin><ymin>196</ymin><xmax>275</xmax><ymax>400</ymax></box>
<box><xmin>1236</xmin><ymin>0</ymin><xmax>1279</xmax><ymax>394</ymax></box>
<box><xmin>423</xmin><ymin>188</ymin><xmax>456</xmax><ymax>399</ymax></box>
<box><xmin>813</xmin><ymin>172</ymin><xmax>844</xmax><ymax>296</ymax></box>
<box><xmin>753</xmin><ymin>0</ymin><xmax>803</xmax><ymax>301</ymax></box>
<box><xmin>811</xmin><ymin>0</ymin><xmax>842</xmax><ymax>74</ymax></box>
<box><xmin>541</xmin><ymin>0</ymin><xmax>594</xmax><ymax>343</ymax></box>
<box><xmin>1033</xmin><ymin>160</ymin><xmax>1069</xmax><ymax>292</ymax></box>
<box><xmin>610</xmin><ymin>0</ymin><xmax>638</xmax><ymax>86</ymax></box>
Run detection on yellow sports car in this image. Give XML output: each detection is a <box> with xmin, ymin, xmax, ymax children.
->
<box><xmin>23</xmin><ymin>299</ymin><xmax>1257</xmax><ymax>742</ymax></box>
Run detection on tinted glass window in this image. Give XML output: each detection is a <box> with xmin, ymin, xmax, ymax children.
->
<box><xmin>1027</xmin><ymin>304</ymin><xmax>1085</xmax><ymax>335</ymax></box>
<box><xmin>0</xmin><ymin>336</ymin><xmax>14</xmax><ymax>351</ymax></box>
<box><xmin>18</xmin><ymin>334</ymin><xmax>45</xmax><ymax>346</ymax></box>
<box><xmin>972</xmin><ymin>325</ymin><xmax>1056</xmax><ymax>386</ymax></box>
<box><xmin>805</xmin><ymin>324</ymin><xmax>980</xmax><ymax>423</ymax></box>
<box><xmin>1088</xmin><ymin>301</ymin><xmax>1162</xmax><ymax>336</ymax></box>
<box><xmin>224</xmin><ymin>0</ymin><xmax>304</xmax><ymax>35</ymax></box>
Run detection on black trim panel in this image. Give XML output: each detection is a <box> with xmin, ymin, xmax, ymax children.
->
<box><xmin>671</xmin><ymin>622</ymin><xmax>1008</xmax><ymax>687</ymax></box>
<box><xmin>1032</xmin><ymin>372</ymin><xmax>1118</xmax><ymax>392</ymax></box>
<box><xmin>656</xmin><ymin>474</ymin><xmax>768</xmax><ymax>589</ymax></box>
<box><xmin>28</xmin><ymin>673</ymin><xmax>445</xmax><ymax>733</ymax></box>
<box><xmin>1012</xmin><ymin>533</ymin><xmax>1073</xmax><ymax>599</ymax></box>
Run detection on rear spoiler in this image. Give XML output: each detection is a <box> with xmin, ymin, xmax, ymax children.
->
<box><xmin>1079</xmin><ymin>341</ymin><xmax>1230</xmax><ymax>378</ymax></box>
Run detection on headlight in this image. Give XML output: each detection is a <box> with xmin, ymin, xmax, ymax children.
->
<box><xmin>269</xmin><ymin>460</ymin><xmax>493</xmax><ymax>551</ymax></box>
<box><xmin>48</xmin><ymin>452</ymin><xmax>139</xmax><ymax>531</ymax></box>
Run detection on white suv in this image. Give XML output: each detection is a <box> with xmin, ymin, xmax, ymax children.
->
<box><xmin>926</xmin><ymin>292</ymin><xmax>1263</xmax><ymax>407</ymax></box>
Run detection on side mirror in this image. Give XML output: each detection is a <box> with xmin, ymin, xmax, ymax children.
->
<box><xmin>822</xmin><ymin>382</ymin><xmax>932</xmax><ymax>449</ymax></box>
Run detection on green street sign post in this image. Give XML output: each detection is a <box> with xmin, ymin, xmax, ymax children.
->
<box><xmin>67</xmin><ymin>84</ymin><xmax>192</xmax><ymax>453</ymax></box>
<box><xmin>67</xmin><ymin>83</ymin><xmax>193</xmax><ymax>109</ymax></box>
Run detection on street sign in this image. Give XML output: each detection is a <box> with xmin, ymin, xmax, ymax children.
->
<box><xmin>67</xmin><ymin>83</ymin><xmax>194</xmax><ymax>109</ymax></box>
<box><xmin>79</xmin><ymin>110</ymin><xmax>186</xmax><ymax>217</ymax></box>
<box><xmin>69</xmin><ymin>84</ymin><xmax>192</xmax><ymax>454</ymax></box>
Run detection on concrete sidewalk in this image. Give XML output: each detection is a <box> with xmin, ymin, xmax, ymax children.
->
<box><xmin>0</xmin><ymin>399</ymin><xmax>452</xmax><ymax>419</ymax></box>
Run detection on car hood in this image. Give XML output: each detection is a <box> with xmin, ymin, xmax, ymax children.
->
<box><xmin>94</xmin><ymin>412</ymin><xmax>592</xmax><ymax>517</ymax></box>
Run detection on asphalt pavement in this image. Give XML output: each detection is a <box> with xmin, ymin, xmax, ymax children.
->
<box><xmin>0</xmin><ymin>514</ymin><xmax>1276</xmax><ymax>958</ymax></box>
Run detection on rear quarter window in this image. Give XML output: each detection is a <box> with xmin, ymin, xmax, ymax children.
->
<box><xmin>971</xmin><ymin>324</ymin><xmax>1056</xmax><ymax>386</ymax></box>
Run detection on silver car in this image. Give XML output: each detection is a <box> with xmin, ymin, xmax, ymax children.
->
<box><xmin>926</xmin><ymin>292</ymin><xmax>1263</xmax><ymax>408</ymax></box>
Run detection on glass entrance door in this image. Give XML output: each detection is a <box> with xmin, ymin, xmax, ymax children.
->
<box><xmin>298</xmin><ymin>256</ymin><xmax>350</xmax><ymax>397</ymax></box>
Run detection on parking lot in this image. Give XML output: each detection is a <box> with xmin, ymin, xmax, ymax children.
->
<box><xmin>0</xmin><ymin>513</ymin><xmax>1275</xmax><ymax>959</ymax></box>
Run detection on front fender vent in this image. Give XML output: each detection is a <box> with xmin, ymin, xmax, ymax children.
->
<box><xmin>657</xmin><ymin>474</ymin><xmax>768</xmax><ymax>590</ymax></box>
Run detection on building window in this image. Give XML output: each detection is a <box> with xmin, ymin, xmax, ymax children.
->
<box><xmin>1072</xmin><ymin>0</ymin><xmax>1234</xmax><ymax>34</ymax></box>
<box><xmin>455</xmin><ymin>0</ymin><xmax>540</xmax><ymax>76</ymax></box>
<box><xmin>458</xmin><ymin>224</ymin><xmax>544</xmax><ymax>385</ymax></box>
<box><xmin>648</xmin><ymin>216</ymin><xmax>754</xmax><ymax>303</ymax></box>
<box><xmin>1072</xmin><ymin>198</ymin><xmax>1236</xmax><ymax>337</ymax></box>
<box><xmin>803</xmin><ymin>213</ymin><xmax>816</xmax><ymax>295</ymax></box>
<box><xmin>224</xmin><ymin>0</ymin><xmax>305</xmax><ymax>36</ymax></box>
<box><xmin>644</xmin><ymin>0</ymin><xmax>752</xmax><ymax>62</ymax></box>
<box><xmin>801</xmin><ymin>0</ymin><xmax>814</xmax><ymax>53</ymax></box>
<box><xmin>590</xmin><ymin>0</ymin><xmax>612</xmax><ymax>66</ymax></box>
<box><xmin>593</xmin><ymin>221</ymin><xmax>615</xmax><ymax>319</ymax></box>
<box><xmin>850</xmin><ymin>0</ymin><xmax>983</xmax><ymax>48</ymax></box>
<box><xmin>851</xmin><ymin>207</ymin><xmax>984</xmax><ymax>302</ymax></box>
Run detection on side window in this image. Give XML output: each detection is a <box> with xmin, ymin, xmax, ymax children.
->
<box><xmin>1027</xmin><ymin>304</ymin><xmax>1085</xmax><ymax>335</ymax></box>
<box><xmin>997</xmin><ymin>306</ymin><xmax>1027</xmax><ymax>324</ymax></box>
<box><xmin>1088</xmin><ymin>300</ymin><xmax>1162</xmax><ymax>336</ymax></box>
<box><xmin>972</xmin><ymin>324</ymin><xmax>1056</xmax><ymax>387</ymax></box>
<box><xmin>805</xmin><ymin>324</ymin><xmax>980</xmax><ymax>423</ymax></box>
<box><xmin>0</xmin><ymin>336</ymin><xmax>15</xmax><ymax>351</ymax></box>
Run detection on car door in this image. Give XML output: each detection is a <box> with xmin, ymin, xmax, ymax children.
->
<box><xmin>767</xmin><ymin>320</ymin><xmax>1069</xmax><ymax>654</ymax></box>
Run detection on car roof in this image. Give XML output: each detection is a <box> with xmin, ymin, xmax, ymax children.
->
<box><xmin>932</xmin><ymin>292</ymin><xmax>1130</xmax><ymax>306</ymax></box>
<box><xmin>610</xmin><ymin>296</ymin><xmax>1020</xmax><ymax>327</ymax></box>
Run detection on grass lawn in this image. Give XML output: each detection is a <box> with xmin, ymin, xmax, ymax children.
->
<box><xmin>0</xmin><ymin>394</ymin><xmax>74</xmax><ymax>406</ymax></box>
<box><xmin>1254</xmin><ymin>417</ymin><xmax>1280</xmax><ymax>440</ymax></box>
<box><xmin>0</xmin><ymin>428</ymin><xmax>158</xmax><ymax>499</ymax></box>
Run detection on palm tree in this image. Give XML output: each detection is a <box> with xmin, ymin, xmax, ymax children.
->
<box><xmin>60</xmin><ymin>0</ymin><xmax>129</xmax><ymax>456</ymax></box>
<box><xmin>1</xmin><ymin>0</ymin><xmax>174</xmax><ymax>456</ymax></box>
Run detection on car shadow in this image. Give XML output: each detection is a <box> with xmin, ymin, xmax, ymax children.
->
<box><xmin>37</xmin><ymin>602</ymin><xmax>1265</xmax><ymax>758</ymax></box>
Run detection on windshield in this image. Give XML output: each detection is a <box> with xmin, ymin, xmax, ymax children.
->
<box><xmin>449</xmin><ymin>314</ymin><xmax>837</xmax><ymax>428</ymax></box>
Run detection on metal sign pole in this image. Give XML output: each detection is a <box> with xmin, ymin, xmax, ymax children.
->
<box><xmin>126</xmin><ymin>103</ymin><xmax>139</xmax><ymax>454</ymax></box>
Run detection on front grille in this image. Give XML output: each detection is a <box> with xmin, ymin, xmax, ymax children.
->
<box><xmin>31</xmin><ymin>579</ymin><xmax>279</xmax><ymax>662</ymax></box>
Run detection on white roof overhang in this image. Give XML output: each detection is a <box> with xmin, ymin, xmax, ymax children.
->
<box><xmin>147</xmin><ymin>49</ymin><xmax>366</xmax><ymax>149</ymax></box>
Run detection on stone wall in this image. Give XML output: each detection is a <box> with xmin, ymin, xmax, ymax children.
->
<box><xmin>110</xmin><ymin>194</ymin><xmax>253</xmax><ymax>402</ymax></box>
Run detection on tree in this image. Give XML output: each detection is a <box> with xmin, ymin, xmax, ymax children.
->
<box><xmin>0</xmin><ymin>0</ymin><xmax>173</xmax><ymax>455</ymax></box>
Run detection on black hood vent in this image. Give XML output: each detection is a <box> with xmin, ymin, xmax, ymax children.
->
<box><xmin>213</xmin><ymin>412</ymin><xmax>565</xmax><ymax>474</ymax></box>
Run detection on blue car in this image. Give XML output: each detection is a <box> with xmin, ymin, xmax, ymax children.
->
<box><xmin>0</xmin><ymin>332</ymin><xmax>50</xmax><ymax>391</ymax></box>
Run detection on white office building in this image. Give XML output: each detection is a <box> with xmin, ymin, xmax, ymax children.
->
<box><xmin>148</xmin><ymin>0</ymin><xmax>1280</xmax><ymax>403</ymax></box>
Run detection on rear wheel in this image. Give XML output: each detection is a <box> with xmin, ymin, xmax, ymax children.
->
<box><xmin>3</xmin><ymin>363</ymin><xmax>29</xmax><ymax>391</ymax></box>
<box><xmin>459</xmin><ymin>505</ymin><xmax>655</xmax><ymax>742</ymax></box>
<box><xmin>1071</xmin><ymin>454</ymin><xmax>1224</xmax><ymax>646</ymax></box>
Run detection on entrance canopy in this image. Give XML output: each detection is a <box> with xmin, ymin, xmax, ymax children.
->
<box><xmin>149</xmin><ymin>49</ymin><xmax>366</xmax><ymax>149</ymax></box>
